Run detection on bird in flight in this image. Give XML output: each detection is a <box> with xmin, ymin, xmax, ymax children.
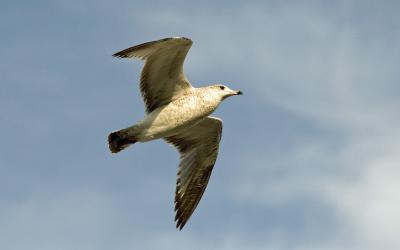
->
<box><xmin>108</xmin><ymin>37</ymin><xmax>242</xmax><ymax>230</ymax></box>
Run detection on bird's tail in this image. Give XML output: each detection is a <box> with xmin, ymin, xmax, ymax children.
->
<box><xmin>108</xmin><ymin>130</ymin><xmax>137</xmax><ymax>153</ymax></box>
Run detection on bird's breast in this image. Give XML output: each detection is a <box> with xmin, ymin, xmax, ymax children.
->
<box><xmin>141</xmin><ymin>94</ymin><xmax>219</xmax><ymax>139</ymax></box>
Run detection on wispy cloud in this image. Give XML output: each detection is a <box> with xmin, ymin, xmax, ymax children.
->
<box><xmin>125</xmin><ymin>2</ymin><xmax>400</xmax><ymax>249</ymax></box>
<box><xmin>1</xmin><ymin>1</ymin><xmax>400</xmax><ymax>249</ymax></box>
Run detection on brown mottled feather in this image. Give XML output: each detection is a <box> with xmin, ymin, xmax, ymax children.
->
<box><xmin>113</xmin><ymin>37</ymin><xmax>193</xmax><ymax>113</ymax></box>
<box><xmin>165</xmin><ymin>117</ymin><xmax>223</xmax><ymax>230</ymax></box>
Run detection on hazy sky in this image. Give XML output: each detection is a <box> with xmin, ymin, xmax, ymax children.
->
<box><xmin>1</xmin><ymin>1</ymin><xmax>400</xmax><ymax>249</ymax></box>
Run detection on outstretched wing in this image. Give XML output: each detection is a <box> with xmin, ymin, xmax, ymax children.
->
<box><xmin>113</xmin><ymin>37</ymin><xmax>193</xmax><ymax>113</ymax></box>
<box><xmin>164</xmin><ymin>117</ymin><xmax>223</xmax><ymax>230</ymax></box>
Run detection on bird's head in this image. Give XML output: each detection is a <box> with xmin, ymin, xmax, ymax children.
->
<box><xmin>211</xmin><ymin>84</ymin><xmax>243</xmax><ymax>100</ymax></box>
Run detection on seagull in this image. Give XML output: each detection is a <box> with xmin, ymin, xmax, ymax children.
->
<box><xmin>108</xmin><ymin>37</ymin><xmax>242</xmax><ymax>230</ymax></box>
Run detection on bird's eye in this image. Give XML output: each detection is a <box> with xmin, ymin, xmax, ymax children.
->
<box><xmin>219</xmin><ymin>86</ymin><xmax>225</xmax><ymax>90</ymax></box>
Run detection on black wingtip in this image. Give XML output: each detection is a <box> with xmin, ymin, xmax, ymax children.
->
<box><xmin>174</xmin><ymin>210</ymin><xmax>186</xmax><ymax>230</ymax></box>
<box><xmin>176</xmin><ymin>220</ymin><xmax>186</xmax><ymax>230</ymax></box>
<box><xmin>112</xmin><ymin>52</ymin><xmax>127</xmax><ymax>58</ymax></box>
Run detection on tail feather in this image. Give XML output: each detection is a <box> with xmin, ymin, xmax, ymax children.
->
<box><xmin>108</xmin><ymin>130</ymin><xmax>137</xmax><ymax>153</ymax></box>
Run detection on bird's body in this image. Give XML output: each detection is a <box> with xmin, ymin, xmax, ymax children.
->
<box><xmin>108</xmin><ymin>37</ymin><xmax>241</xmax><ymax>229</ymax></box>
<box><xmin>119</xmin><ymin>87</ymin><xmax>225</xmax><ymax>142</ymax></box>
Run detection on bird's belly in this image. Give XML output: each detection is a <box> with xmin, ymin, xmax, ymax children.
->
<box><xmin>139</xmin><ymin>97</ymin><xmax>215</xmax><ymax>140</ymax></box>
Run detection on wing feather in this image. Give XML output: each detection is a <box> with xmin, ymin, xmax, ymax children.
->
<box><xmin>113</xmin><ymin>37</ymin><xmax>193</xmax><ymax>113</ymax></box>
<box><xmin>165</xmin><ymin>117</ymin><xmax>223</xmax><ymax>230</ymax></box>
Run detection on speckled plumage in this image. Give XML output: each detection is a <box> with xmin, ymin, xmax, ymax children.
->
<box><xmin>108</xmin><ymin>37</ymin><xmax>242</xmax><ymax>230</ymax></box>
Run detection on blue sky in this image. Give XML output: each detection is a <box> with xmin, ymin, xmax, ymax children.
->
<box><xmin>1</xmin><ymin>0</ymin><xmax>400</xmax><ymax>249</ymax></box>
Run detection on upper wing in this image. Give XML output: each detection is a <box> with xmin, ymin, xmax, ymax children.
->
<box><xmin>164</xmin><ymin>117</ymin><xmax>223</xmax><ymax>230</ymax></box>
<box><xmin>113</xmin><ymin>37</ymin><xmax>193</xmax><ymax>113</ymax></box>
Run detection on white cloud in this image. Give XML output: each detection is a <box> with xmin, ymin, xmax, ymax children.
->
<box><xmin>0</xmin><ymin>189</ymin><xmax>121</xmax><ymax>250</ymax></box>
<box><xmin>123</xmin><ymin>2</ymin><xmax>400</xmax><ymax>249</ymax></box>
<box><xmin>3</xmin><ymin>1</ymin><xmax>399</xmax><ymax>250</ymax></box>
<box><xmin>326</xmin><ymin>139</ymin><xmax>400</xmax><ymax>249</ymax></box>
<box><xmin>128</xmin><ymin>2</ymin><xmax>399</xmax><ymax>130</ymax></box>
